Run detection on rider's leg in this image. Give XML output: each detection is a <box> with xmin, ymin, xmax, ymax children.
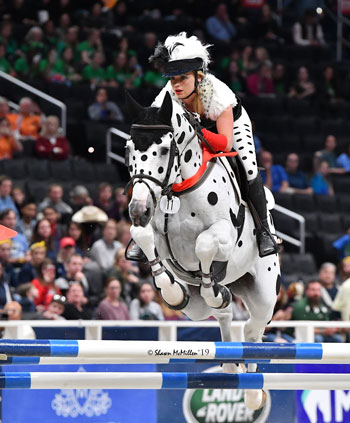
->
<box><xmin>232</xmin><ymin>107</ymin><xmax>278</xmax><ymax>257</ymax></box>
<box><xmin>126</xmin><ymin>241</ymin><xmax>148</xmax><ymax>263</ymax></box>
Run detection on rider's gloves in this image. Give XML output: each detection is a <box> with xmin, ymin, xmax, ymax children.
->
<box><xmin>201</xmin><ymin>128</ymin><xmax>228</xmax><ymax>152</ymax></box>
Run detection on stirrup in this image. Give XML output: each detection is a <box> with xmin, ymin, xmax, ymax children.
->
<box><xmin>256</xmin><ymin>227</ymin><xmax>279</xmax><ymax>258</ymax></box>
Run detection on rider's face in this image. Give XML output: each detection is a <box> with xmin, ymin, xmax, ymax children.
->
<box><xmin>170</xmin><ymin>72</ymin><xmax>196</xmax><ymax>100</ymax></box>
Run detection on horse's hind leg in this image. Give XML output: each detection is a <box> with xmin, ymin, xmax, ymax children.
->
<box><xmin>195</xmin><ymin>220</ymin><xmax>233</xmax><ymax>309</ymax></box>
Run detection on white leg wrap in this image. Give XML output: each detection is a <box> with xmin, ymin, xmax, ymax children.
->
<box><xmin>153</xmin><ymin>273</ymin><xmax>185</xmax><ymax>306</ymax></box>
<box><xmin>200</xmin><ymin>285</ymin><xmax>223</xmax><ymax>308</ymax></box>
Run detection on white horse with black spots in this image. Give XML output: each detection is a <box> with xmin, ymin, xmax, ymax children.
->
<box><xmin>124</xmin><ymin>92</ymin><xmax>280</xmax><ymax>410</ymax></box>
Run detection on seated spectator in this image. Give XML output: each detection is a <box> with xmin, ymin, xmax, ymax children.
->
<box><xmin>226</xmin><ymin>60</ymin><xmax>246</xmax><ymax>97</ymax></box>
<box><xmin>106</xmin><ymin>51</ymin><xmax>131</xmax><ymax>88</ymax></box>
<box><xmin>1</xmin><ymin>301</ymin><xmax>36</xmax><ymax>339</ymax></box>
<box><xmin>45</xmin><ymin>46</ymin><xmax>82</xmax><ymax>83</ymax></box>
<box><xmin>38</xmin><ymin>184</ymin><xmax>72</xmax><ymax>217</ymax></box>
<box><xmin>55</xmin><ymin>254</ymin><xmax>89</xmax><ymax>295</ymax></box>
<box><xmin>16</xmin><ymin>282</ymin><xmax>37</xmax><ymax>313</ymax></box>
<box><xmin>0</xmin><ymin>117</ymin><xmax>22</xmax><ymax>159</ymax></box>
<box><xmin>88</xmin><ymin>88</ymin><xmax>124</xmax><ymax>122</ymax></box>
<box><xmin>291</xmin><ymin>281</ymin><xmax>342</xmax><ymax>342</ymax></box>
<box><xmin>71</xmin><ymin>205</ymin><xmax>108</xmax><ymax>248</ymax></box>
<box><xmin>0</xmin><ymin>175</ymin><xmax>18</xmax><ymax>216</ymax></box>
<box><xmin>292</xmin><ymin>8</ymin><xmax>326</xmax><ymax>47</ymax></box>
<box><xmin>76</xmin><ymin>29</ymin><xmax>103</xmax><ymax>66</ymax></box>
<box><xmin>41</xmin><ymin>294</ymin><xmax>66</xmax><ymax>320</ymax></box>
<box><xmin>0</xmin><ymin>97</ymin><xmax>10</xmax><ymax>119</ymax></box>
<box><xmin>35</xmin><ymin>115</ymin><xmax>70</xmax><ymax>160</ymax></box>
<box><xmin>42</xmin><ymin>206</ymin><xmax>66</xmax><ymax>247</ymax></box>
<box><xmin>32</xmin><ymin>258</ymin><xmax>60</xmax><ymax>309</ymax></box>
<box><xmin>130</xmin><ymin>281</ymin><xmax>164</xmax><ymax>320</ymax></box>
<box><xmin>318</xmin><ymin>262</ymin><xmax>338</xmax><ymax>308</ymax></box>
<box><xmin>12</xmin><ymin>186</ymin><xmax>26</xmax><ymax>213</ymax></box>
<box><xmin>333</xmin><ymin>229</ymin><xmax>350</xmax><ymax>260</ymax></box>
<box><xmin>6</xmin><ymin>97</ymin><xmax>42</xmax><ymax>143</ymax></box>
<box><xmin>239</xmin><ymin>45</ymin><xmax>256</xmax><ymax>78</ymax></box>
<box><xmin>318</xmin><ymin>66</ymin><xmax>343</xmax><ymax>106</ymax></box>
<box><xmin>247</xmin><ymin>62</ymin><xmax>275</xmax><ymax>97</ymax></box>
<box><xmin>69</xmin><ymin>185</ymin><xmax>93</xmax><ymax>214</ymax></box>
<box><xmin>336</xmin><ymin>143</ymin><xmax>350</xmax><ymax>173</ymax></box>
<box><xmin>273</xmin><ymin>63</ymin><xmax>289</xmax><ymax>96</ymax></box>
<box><xmin>143</xmin><ymin>62</ymin><xmax>167</xmax><ymax>90</ymax></box>
<box><xmin>116</xmin><ymin>221</ymin><xmax>132</xmax><ymax>248</ymax></box>
<box><xmin>62</xmin><ymin>282</ymin><xmax>92</xmax><ymax>320</ymax></box>
<box><xmin>205</xmin><ymin>3</ymin><xmax>237</xmax><ymax>43</ymax></box>
<box><xmin>66</xmin><ymin>221</ymin><xmax>88</xmax><ymax>256</ymax></box>
<box><xmin>338</xmin><ymin>256</ymin><xmax>350</xmax><ymax>282</ymax></box>
<box><xmin>0</xmin><ymin>239</ymin><xmax>18</xmax><ymax>287</ymax></box>
<box><xmin>89</xmin><ymin>219</ymin><xmax>122</xmax><ymax>271</ymax></box>
<box><xmin>95</xmin><ymin>182</ymin><xmax>121</xmax><ymax>221</ymax></box>
<box><xmin>55</xmin><ymin>237</ymin><xmax>76</xmax><ymax>277</ymax></box>
<box><xmin>107</xmin><ymin>248</ymin><xmax>139</xmax><ymax>303</ymax></box>
<box><xmin>314</xmin><ymin>134</ymin><xmax>344</xmax><ymax>174</ymax></box>
<box><xmin>82</xmin><ymin>51</ymin><xmax>107</xmax><ymax>86</ymax></box>
<box><xmin>259</xmin><ymin>150</ymin><xmax>289</xmax><ymax>193</ymax></box>
<box><xmin>114</xmin><ymin>187</ymin><xmax>129</xmax><ymax>222</ymax></box>
<box><xmin>31</xmin><ymin>219</ymin><xmax>55</xmax><ymax>259</ymax></box>
<box><xmin>288</xmin><ymin>66</ymin><xmax>316</xmax><ymax>100</ymax></box>
<box><xmin>255</xmin><ymin>4</ymin><xmax>283</xmax><ymax>44</ymax></box>
<box><xmin>136</xmin><ymin>32</ymin><xmax>157</xmax><ymax>71</ymax></box>
<box><xmin>96</xmin><ymin>277</ymin><xmax>130</xmax><ymax>320</ymax></box>
<box><xmin>0</xmin><ymin>261</ymin><xmax>15</xmax><ymax>308</ymax></box>
<box><xmin>0</xmin><ymin>209</ymin><xmax>29</xmax><ymax>263</ymax></box>
<box><xmin>285</xmin><ymin>153</ymin><xmax>312</xmax><ymax>194</ymax></box>
<box><xmin>18</xmin><ymin>241</ymin><xmax>46</xmax><ymax>285</ymax></box>
<box><xmin>125</xmin><ymin>53</ymin><xmax>143</xmax><ymax>89</ymax></box>
<box><xmin>311</xmin><ymin>160</ymin><xmax>334</xmax><ymax>195</ymax></box>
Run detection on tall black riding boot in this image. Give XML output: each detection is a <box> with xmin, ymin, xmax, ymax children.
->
<box><xmin>125</xmin><ymin>240</ymin><xmax>148</xmax><ymax>263</ymax></box>
<box><xmin>248</xmin><ymin>175</ymin><xmax>278</xmax><ymax>258</ymax></box>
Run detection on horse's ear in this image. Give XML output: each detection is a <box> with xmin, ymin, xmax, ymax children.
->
<box><xmin>125</xmin><ymin>90</ymin><xmax>143</xmax><ymax>121</ymax></box>
<box><xmin>158</xmin><ymin>91</ymin><xmax>173</xmax><ymax>123</ymax></box>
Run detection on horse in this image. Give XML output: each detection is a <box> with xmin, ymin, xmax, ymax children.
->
<box><xmin>124</xmin><ymin>91</ymin><xmax>280</xmax><ymax>410</ymax></box>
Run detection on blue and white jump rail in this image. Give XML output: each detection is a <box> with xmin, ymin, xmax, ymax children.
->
<box><xmin>0</xmin><ymin>372</ymin><xmax>349</xmax><ymax>391</ymax></box>
<box><xmin>0</xmin><ymin>340</ymin><xmax>349</xmax><ymax>362</ymax></box>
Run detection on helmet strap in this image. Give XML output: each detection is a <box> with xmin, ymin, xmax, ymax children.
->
<box><xmin>181</xmin><ymin>70</ymin><xmax>199</xmax><ymax>100</ymax></box>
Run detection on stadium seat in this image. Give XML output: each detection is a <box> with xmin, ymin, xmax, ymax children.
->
<box><xmin>274</xmin><ymin>192</ymin><xmax>294</xmax><ymax>209</ymax></box>
<box><xmin>72</xmin><ymin>160</ymin><xmax>96</xmax><ymax>182</ymax></box>
<box><xmin>26</xmin><ymin>159</ymin><xmax>50</xmax><ymax>180</ymax></box>
<box><xmin>318</xmin><ymin>213</ymin><xmax>344</xmax><ymax>233</ymax></box>
<box><xmin>94</xmin><ymin>162</ymin><xmax>121</xmax><ymax>183</ymax></box>
<box><xmin>3</xmin><ymin>159</ymin><xmax>27</xmax><ymax>179</ymax></box>
<box><xmin>49</xmin><ymin>161</ymin><xmax>73</xmax><ymax>181</ymax></box>
<box><xmin>293</xmin><ymin>194</ymin><xmax>315</xmax><ymax>213</ymax></box>
<box><xmin>292</xmin><ymin>253</ymin><xmax>317</xmax><ymax>275</ymax></box>
<box><xmin>314</xmin><ymin>195</ymin><xmax>337</xmax><ymax>213</ymax></box>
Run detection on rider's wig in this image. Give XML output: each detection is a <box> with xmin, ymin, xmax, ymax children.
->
<box><xmin>149</xmin><ymin>32</ymin><xmax>211</xmax><ymax>77</ymax></box>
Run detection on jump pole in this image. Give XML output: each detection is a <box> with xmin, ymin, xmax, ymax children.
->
<box><xmin>0</xmin><ymin>372</ymin><xmax>349</xmax><ymax>390</ymax></box>
<box><xmin>1</xmin><ymin>340</ymin><xmax>350</xmax><ymax>362</ymax></box>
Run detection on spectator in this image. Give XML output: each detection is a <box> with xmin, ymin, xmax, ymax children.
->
<box><xmin>0</xmin><ymin>261</ymin><xmax>15</xmax><ymax>308</ymax></box>
<box><xmin>247</xmin><ymin>62</ymin><xmax>275</xmax><ymax>97</ymax></box>
<box><xmin>333</xmin><ymin>229</ymin><xmax>350</xmax><ymax>260</ymax></box>
<box><xmin>12</xmin><ymin>186</ymin><xmax>26</xmax><ymax>214</ymax></box>
<box><xmin>292</xmin><ymin>8</ymin><xmax>326</xmax><ymax>47</ymax></box>
<box><xmin>76</xmin><ymin>29</ymin><xmax>103</xmax><ymax>66</ymax></box>
<box><xmin>106</xmin><ymin>51</ymin><xmax>131</xmax><ymax>87</ymax></box>
<box><xmin>136</xmin><ymin>32</ymin><xmax>157</xmax><ymax>71</ymax></box>
<box><xmin>0</xmin><ymin>117</ymin><xmax>22</xmax><ymax>159</ymax></box>
<box><xmin>1</xmin><ymin>301</ymin><xmax>36</xmax><ymax>339</ymax></box>
<box><xmin>32</xmin><ymin>258</ymin><xmax>60</xmax><ymax>309</ymax></box>
<box><xmin>88</xmin><ymin>88</ymin><xmax>124</xmax><ymax>122</ymax></box>
<box><xmin>69</xmin><ymin>185</ymin><xmax>93</xmax><ymax>213</ymax></box>
<box><xmin>0</xmin><ymin>209</ymin><xmax>29</xmax><ymax>263</ymax></box>
<box><xmin>311</xmin><ymin>160</ymin><xmax>334</xmax><ymax>195</ymax></box>
<box><xmin>285</xmin><ymin>153</ymin><xmax>313</xmax><ymax>194</ymax></box>
<box><xmin>336</xmin><ymin>143</ymin><xmax>350</xmax><ymax>173</ymax></box>
<box><xmin>82</xmin><ymin>51</ymin><xmax>107</xmax><ymax>86</ymax></box>
<box><xmin>318</xmin><ymin>66</ymin><xmax>342</xmax><ymax>106</ymax></box>
<box><xmin>130</xmin><ymin>281</ymin><xmax>164</xmax><ymax>320</ymax></box>
<box><xmin>96</xmin><ymin>277</ymin><xmax>130</xmax><ymax>320</ymax></box>
<box><xmin>35</xmin><ymin>115</ymin><xmax>70</xmax><ymax>160</ymax></box>
<box><xmin>273</xmin><ymin>63</ymin><xmax>289</xmax><ymax>96</ymax></box>
<box><xmin>314</xmin><ymin>134</ymin><xmax>344</xmax><ymax>173</ymax></box>
<box><xmin>31</xmin><ymin>218</ymin><xmax>55</xmax><ymax>259</ymax></box>
<box><xmin>116</xmin><ymin>221</ymin><xmax>132</xmax><ymax>248</ymax></box>
<box><xmin>41</xmin><ymin>294</ymin><xmax>66</xmax><ymax>320</ymax></box>
<box><xmin>54</xmin><ymin>254</ymin><xmax>89</xmax><ymax>295</ymax></box>
<box><xmin>291</xmin><ymin>281</ymin><xmax>342</xmax><ymax>342</ymax></box>
<box><xmin>38</xmin><ymin>184</ymin><xmax>72</xmax><ymax>216</ymax></box>
<box><xmin>338</xmin><ymin>257</ymin><xmax>350</xmax><ymax>283</ymax></box>
<box><xmin>239</xmin><ymin>45</ymin><xmax>256</xmax><ymax>77</ymax></box>
<box><xmin>62</xmin><ymin>282</ymin><xmax>92</xmax><ymax>320</ymax></box>
<box><xmin>18</xmin><ymin>241</ymin><xmax>47</xmax><ymax>285</ymax></box>
<box><xmin>125</xmin><ymin>53</ymin><xmax>143</xmax><ymax>89</ymax></box>
<box><xmin>66</xmin><ymin>221</ymin><xmax>88</xmax><ymax>256</ymax></box>
<box><xmin>16</xmin><ymin>282</ymin><xmax>37</xmax><ymax>314</ymax></box>
<box><xmin>205</xmin><ymin>3</ymin><xmax>237</xmax><ymax>43</ymax></box>
<box><xmin>0</xmin><ymin>21</ymin><xmax>19</xmax><ymax>60</ymax></box>
<box><xmin>0</xmin><ymin>175</ymin><xmax>18</xmax><ymax>216</ymax></box>
<box><xmin>318</xmin><ymin>262</ymin><xmax>338</xmax><ymax>308</ymax></box>
<box><xmin>56</xmin><ymin>237</ymin><xmax>76</xmax><ymax>277</ymax></box>
<box><xmin>95</xmin><ymin>182</ymin><xmax>121</xmax><ymax>221</ymax></box>
<box><xmin>226</xmin><ymin>60</ymin><xmax>246</xmax><ymax>97</ymax></box>
<box><xmin>6</xmin><ymin>97</ymin><xmax>42</xmax><ymax>143</ymax></box>
<box><xmin>42</xmin><ymin>206</ymin><xmax>66</xmax><ymax>246</ymax></box>
<box><xmin>89</xmin><ymin>219</ymin><xmax>122</xmax><ymax>271</ymax></box>
<box><xmin>143</xmin><ymin>62</ymin><xmax>168</xmax><ymax>90</ymax></box>
<box><xmin>0</xmin><ymin>97</ymin><xmax>10</xmax><ymax>119</ymax></box>
<box><xmin>0</xmin><ymin>239</ymin><xmax>18</xmax><ymax>287</ymax></box>
<box><xmin>57</xmin><ymin>26</ymin><xmax>79</xmax><ymax>56</ymax></box>
<box><xmin>255</xmin><ymin>4</ymin><xmax>283</xmax><ymax>44</ymax></box>
<box><xmin>259</xmin><ymin>150</ymin><xmax>289</xmax><ymax>193</ymax></box>
<box><xmin>71</xmin><ymin>205</ymin><xmax>108</xmax><ymax>248</ymax></box>
<box><xmin>288</xmin><ymin>66</ymin><xmax>316</xmax><ymax>100</ymax></box>
<box><xmin>46</xmin><ymin>46</ymin><xmax>82</xmax><ymax>83</ymax></box>
<box><xmin>114</xmin><ymin>187</ymin><xmax>129</xmax><ymax>221</ymax></box>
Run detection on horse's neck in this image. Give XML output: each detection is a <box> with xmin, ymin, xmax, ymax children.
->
<box><xmin>171</xmin><ymin>107</ymin><xmax>203</xmax><ymax>181</ymax></box>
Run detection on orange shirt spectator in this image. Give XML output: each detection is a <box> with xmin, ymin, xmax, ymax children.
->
<box><xmin>0</xmin><ymin>117</ymin><xmax>23</xmax><ymax>159</ymax></box>
<box><xmin>7</xmin><ymin>97</ymin><xmax>41</xmax><ymax>140</ymax></box>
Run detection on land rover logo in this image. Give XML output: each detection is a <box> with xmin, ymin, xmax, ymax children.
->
<box><xmin>183</xmin><ymin>367</ymin><xmax>271</xmax><ymax>423</ymax></box>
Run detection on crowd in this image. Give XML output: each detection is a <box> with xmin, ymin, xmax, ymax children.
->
<box><xmin>0</xmin><ymin>0</ymin><xmax>349</xmax><ymax>342</ymax></box>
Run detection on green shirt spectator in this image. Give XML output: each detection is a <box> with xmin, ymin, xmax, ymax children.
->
<box><xmin>82</xmin><ymin>51</ymin><xmax>106</xmax><ymax>85</ymax></box>
<box><xmin>143</xmin><ymin>70</ymin><xmax>167</xmax><ymax>89</ymax></box>
<box><xmin>76</xmin><ymin>29</ymin><xmax>103</xmax><ymax>66</ymax></box>
<box><xmin>0</xmin><ymin>44</ymin><xmax>11</xmax><ymax>73</ymax></box>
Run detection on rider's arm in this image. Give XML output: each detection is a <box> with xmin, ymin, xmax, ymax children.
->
<box><xmin>201</xmin><ymin>106</ymin><xmax>233</xmax><ymax>152</ymax></box>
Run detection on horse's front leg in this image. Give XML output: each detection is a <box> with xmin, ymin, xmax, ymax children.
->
<box><xmin>195</xmin><ymin>219</ymin><xmax>233</xmax><ymax>309</ymax></box>
<box><xmin>130</xmin><ymin>224</ymin><xmax>188</xmax><ymax>308</ymax></box>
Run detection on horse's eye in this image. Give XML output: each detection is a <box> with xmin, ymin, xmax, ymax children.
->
<box><xmin>160</xmin><ymin>147</ymin><xmax>169</xmax><ymax>156</ymax></box>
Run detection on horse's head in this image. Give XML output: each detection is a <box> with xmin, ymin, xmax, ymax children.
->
<box><xmin>126</xmin><ymin>91</ymin><xmax>185</xmax><ymax>227</ymax></box>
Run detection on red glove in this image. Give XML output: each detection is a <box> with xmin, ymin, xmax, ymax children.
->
<box><xmin>201</xmin><ymin>128</ymin><xmax>228</xmax><ymax>152</ymax></box>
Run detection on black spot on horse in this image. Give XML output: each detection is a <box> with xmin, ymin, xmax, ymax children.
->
<box><xmin>155</xmin><ymin>139</ymin><xmax>163</xmax><ymax>145</ymax></box>
<box><xmin>140</xmin><ymin>169</ymin><xmax>144</xmax><ymax>174</ymax></box>
<box><xmin>176</xmin><ymin>114</ymin><xmax>181</xmax><ymax>127</ymax></box>
<box><xmin>207</xmin><ymin>192</ymin><xmax>218</xmax><ymax>206</ymax></box>
<box><xmin>194</xmin><ymin>163</ymin><xmax>197</xmax><ymax>167</ymax></box>
<box><xmin>236</xmin><ymin>138</ymin><xmax>242</xmax><ymax>143</ymax></box>
<box><xmin>242</xmin><ymin>156</ymin><xmax>247</xmax><ymax>160</ymax></box>
<box><xmin>252</xmin><ymin>161</ymin><xmax>256</xmax><ymax>165</ymax></box>
<box><xmin>133</xmin><ymin>156</ymin><xmax>136</xmax><ymax>160</ymax></box>
<box><xmin>222</xmin><ymin>177</ymin><xmax>226</xmax><ymax>183</ymax></box>
<box><xmin>213</xmin><ymin>179</ymin><xmax>217</xmax><ymax>183</ymax></box>
<box><xmin>184</xmin><ymin>150</ymin><xmax>192</xmax><ymax>163</ymax></box>
<box><xmin>129</xmin><ymin>165</ymin><xmax>133</xmax><ymax>172</ymax></box>
<box><xmin>189</xmin><ymin>125</ymin><xmax>192</xmax><ymax>132</ymax></box>
<box><xmin>248</xmin><ymin>170</ymin><xmax>253</xmax><ymax>175</ymax></box>
<box><xmin>276</xmin><ymin>275</ymin><xmax>281</xmax><ymax>295</ymax></box>
<box><xmin>141</xmin><ymin>154</ymin><xmax>147</xmax><ymax>161</ymax></box>
<box><xmin>158</xmin><ymin>167</ymin><xmax>164</xmax><ymax>174</ymax></box>
<box><xmin>191</xmin><ymin>212</ymin><xmax>195</xmax><ymax>217</ymax></box>
<box><xmin>238</xmin><ymin>240</ymin><xmax>243</xmax><ymax>247</ymax></box>
<box><xmin>268</xmin><ymin>267</ymin><xmax>271</xmax><ymax>271</ymax></box>
<box><xmin>148</xmin><ymin>171</ymin><xmax>152</xmax><ymax>175</ymax></box>
<box><xmin>253</xmin><ymin>228</ymin><xmax>256</xmax><ymax>235</ymax></box>
<box><xmin>249</xmin><ymin>151</ymin><xmax>253</xmax><ymax>154</ymax></box>
<box><xmin>175</xmin><ymin>165</ymin><xmax>178</xmax><ymax>171</ymax></box>
<box><xmin>177</xmin><ymin>131</ymin><xmax>186</xmax><ymax>144</ymax></box>
<box><xmin>153</xmin><ymin>151</ymin><xmax>157</xmax><ymax>156</ymax></box>
<box><xmin>238</xmin><ymin>146</ymin><xmax>244</xmax><ymax>150</ymax></box>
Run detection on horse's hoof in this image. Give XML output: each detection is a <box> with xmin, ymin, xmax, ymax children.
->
<box><xmin>244</xmin><ymin>389</ymin><xmax>267</xmax><ymax>410</ymax></box>
<box><xmin>221</xmin><ymin>363</ymin><xmax>242</xmax><ymax>374</ymax></box>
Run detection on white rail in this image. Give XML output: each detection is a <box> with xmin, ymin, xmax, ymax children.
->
<box><xmin>0</xmin><ymin>71</ymin><xmax>67</xmax><ymax>135</ymax></box>
<box><xmin>0</xmin><ymin>320</ymin><xmax>346</xmax><ymax>343</ymax></box>
<box><xmin>106</xmin><ymin>127</ymin><xmax>128</xmax><ymax>164</ymax></box>
<box><xmin>274</xmin><ymin>204</ymin><xmax>305</xmax><ymax>253</ymax></box>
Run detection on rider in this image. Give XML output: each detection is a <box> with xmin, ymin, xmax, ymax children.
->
<box><xmin>129</xmin><ymin>32</ymin><xmax>278</xmax><ymax>259</ymax></box>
